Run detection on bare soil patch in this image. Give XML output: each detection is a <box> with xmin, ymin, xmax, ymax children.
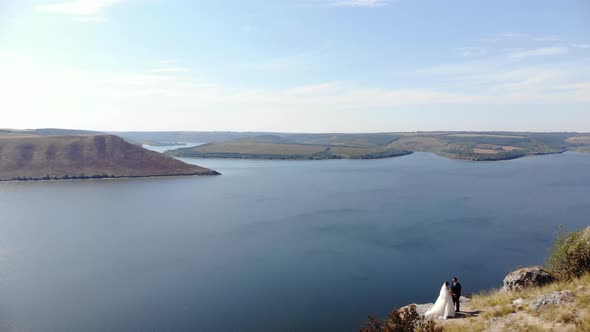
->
<box><xmin>473</xmin><ymin>148</ymin><xmax>500</xmax><ymax>154</ymax></box>
<box><xmin>502</xmin><ymin>146</ymin><xmax>523</xmax><ymax>151</ymax></box>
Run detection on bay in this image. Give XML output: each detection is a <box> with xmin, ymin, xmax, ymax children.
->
<box><xmin>0</xmin><ymin>152</ymin><xmax>589</xmax><ymax>331</ymax></box>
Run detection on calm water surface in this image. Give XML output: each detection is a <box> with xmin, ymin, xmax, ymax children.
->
<box><xmin>1</xmin><ymin>152</ymin><xmax>590</xmax><ymax>331</ymax></box>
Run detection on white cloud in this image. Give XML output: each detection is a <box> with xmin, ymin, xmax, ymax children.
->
<box><xmin>34</xmin><ymin>0</ymin><xmax>122</xmax><ymax>22</ymax></box>
<box><xmin>509</xmin><ymin>46</ymin><xmax>568</xmax><ymax>60</ymax></box>
<box><xmin>2</xmin><ymin>43</ymin><xmax>589</xmax><ymax>131</ymax></box>
<box><xmin>571</xmin><ymin>43</ymin><xmax>590</xmax><ymax>49</ymax></box>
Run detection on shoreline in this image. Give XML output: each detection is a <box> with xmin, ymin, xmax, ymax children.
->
<box><xmin>0</xmin><ymin>171</ymin><xmax>221</xmax><ymax>183</ymax></box>
<box><xmin>165</xmin><ymin>149</ymin><xmax>586</xmax><ymax>162</ymax></box>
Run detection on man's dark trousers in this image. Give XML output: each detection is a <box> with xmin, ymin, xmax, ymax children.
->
<box><xmin>451</xmin><ymin>282</ymin><xmax>461</xmax><ymax>312</ymax></box>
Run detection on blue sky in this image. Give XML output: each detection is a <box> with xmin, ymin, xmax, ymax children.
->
<box><xmin>1</xmin><ymin>0</ymin><xmax>589</xmax><ymax>132</ymax></box>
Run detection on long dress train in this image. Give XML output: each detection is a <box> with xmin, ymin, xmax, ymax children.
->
<box><xmin>424</xmin><ymin>283</ymin><xmax>455</xmax><ymax>319</ymax></box>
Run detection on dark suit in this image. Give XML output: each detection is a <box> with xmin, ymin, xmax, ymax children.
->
<box><xmin>451</xmin><ymin>282</ymin><xmax>462</xmax><ymax>312</ymax></box>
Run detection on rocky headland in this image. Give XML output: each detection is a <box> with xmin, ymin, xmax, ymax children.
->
<box><xmin>362</xmin><ymin>227</ymin><xmax>590</xmax><ymax>332</ymax></box>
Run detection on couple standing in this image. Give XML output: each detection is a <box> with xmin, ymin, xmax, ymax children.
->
<box><xmin>424</xmin><ymin>277</ymin><xmax>462</xmax><ymax>320</ymax></box>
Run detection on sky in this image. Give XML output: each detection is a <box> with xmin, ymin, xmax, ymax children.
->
<box><xmin>1</xmin><ymin>0</ymin><xmax>589</xmax><ymax>132</ymax></box>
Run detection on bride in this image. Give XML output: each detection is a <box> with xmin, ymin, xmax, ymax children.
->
<box><xmin>424</xmin><ymin>282</ymin><xmax>455</xmax><ymax>319</ymax></box>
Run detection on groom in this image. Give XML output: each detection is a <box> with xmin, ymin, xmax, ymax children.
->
<box><xmin>451</xmin><ymin>277</ymin><xmax>462</xmax><ymax>312</ymax></box>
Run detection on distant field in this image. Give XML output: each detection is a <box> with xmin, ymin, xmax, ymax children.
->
<box><xmin>501</xmin><ymin>146</ymin><xmax>523</xmax><ymax>151</ymax></box>
<box><xmin>168</xmin><ymin>135</ymin><xmax>411</xmax><ymax>160</ymax></box>
<box><xmin>473</xmin><ymin>148</ymin><xmax>499</xmax><ymax>154</ymax></box>
<box><xmin>566</xmin><ymin>136</ymin><xmax>590</xmax><ymax>145</ymax></box>
<box><xmin>386</xmin><ymin>136</ymin><xmax>446</xmax><ymax>151</ymax></box>
<box><xmin>447</xmin><ymin>133</ymin><xmax>525</xmax><ymax>139</ymax></box>
<box><xmin>195</xmin><ymin>139</ymin><xmax>327</xmax><ymax>155</ymax></box>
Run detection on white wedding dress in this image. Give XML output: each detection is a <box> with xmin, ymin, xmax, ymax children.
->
<box><xmin>424</xmin><ymin>283</ymin><xmax>455</xmax><ymax>319</ymax></box>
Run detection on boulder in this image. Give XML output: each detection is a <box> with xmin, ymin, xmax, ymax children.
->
<box><xmin>500</xmin><ymin>266</ymin><xmax>556</xmax><ymax>292</ymax></box>
<box><xmin>529</xmin><ymin>290</ymin><xmax>574</xmax><ymax>311</ymax></box>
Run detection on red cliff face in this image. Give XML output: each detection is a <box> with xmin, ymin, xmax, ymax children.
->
<box><xmin>0</xmin><ymin>134</ymin><xmax>219</xmax><ymax>181</ymax></box>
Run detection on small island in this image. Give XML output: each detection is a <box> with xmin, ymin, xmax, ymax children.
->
<box><xmin>0</xmin><ymin>131</ymin><xmax>219</xmax><ymax>181</ymax></box>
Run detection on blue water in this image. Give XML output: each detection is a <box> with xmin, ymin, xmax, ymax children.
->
<box><xmin>0</xmin><ymin>152</ymin><xmax>589</xmax><ymax>331</ymax></box>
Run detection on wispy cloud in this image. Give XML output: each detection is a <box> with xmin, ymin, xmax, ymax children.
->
<box><xmin>72</xmin><ymin>16</ymin><xmax>106</xmax><ymax>22</ymax></box>
<box><xmin>501</xmin><ymin>33</ymin><xmax>530</xmax><ymax>38</ymax></box>
<box><xmin>2</xmin><ymin>49</ymin><xmax>589</xmax><ymax>131</ymax></box>
<box><xmin>151</xmin><ymin>67</ymin><xmax>191</xmax><ymax>74</ymax></box>
<box><xmin>532</xmin><ymin>35</ymin><xmax>561</xmax><ymax>42</ymax></box>
<box><xmin>34</xmin><ymin>0</ymin><xmax>123</xmax><ymax>22</ymax></box>
<box><xmin>509</xmin><ymin>46</ymin><xmax>568</xmax><ymax>60</ymax></box>
<box><xmin>571</xmin><ymin>43</ymin><xmax>590</xmax><ymax>49</ymax></box>
<box><xmin>456</xmin><ymin>47</ymin><xmax>488</xmax><ymax>57</ymax></box>
<box><xmin>479</xmin><ymin>33</ymin><xmax>562</xmax><ymax>44</ymax></box>
<box><xmin>306</xmin><ymin>0</ymin><xmax>391</xmax><ymax>8</ymax></box>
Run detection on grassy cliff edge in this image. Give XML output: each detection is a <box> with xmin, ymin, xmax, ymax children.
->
<box><xmin>362</xmin><ymin>227</ymin><xmax>590</xmax><ymax>332</ymax></box>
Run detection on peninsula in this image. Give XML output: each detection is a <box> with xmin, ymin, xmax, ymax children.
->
<box><xmin>158</xmin><ymin>132</ymin><xmax>590</xmax><ymax>161</ymax></box>
<box><xmin>0</xmin><ymin>130</ymin><xmax>219</xmax><ymax>181</ymax></box>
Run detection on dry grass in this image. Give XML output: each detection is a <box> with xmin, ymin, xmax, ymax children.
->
<box><xmin>471</xmin><ymin>289</ymin><xmax>516</xmax><ymax>308</ymax></box>
<box><xmin>577</xmin><ymin>291</ymin><xmax>590</xmax><ymax>306</ymax></box>
<box><xmin>577</xmin><ymin>315</ymin><xmax>590</xmax><ymax>332</ymax></box>
<box><xmin>535</xmin><ymin>306</ymin><xmax>577</xmax><ymax>324</ymax></box>
<box><xmin>441</xmin><ymin>319</ymin><xmax>485</xmax><ymax>332</ymax></box>
<box><xmin>472</xmin><ymin>273</ymin><xmax>590</xmax><ymax>308</ymax></box>
<box><xmin>480</xmin><ymin>304</ymin><xmax>515</xmax><ymax>320</ymax></box>
<box><xmin>502</xmin><ymin>321</ymin><xmax>546</xmax><ymax>332</ymax></box>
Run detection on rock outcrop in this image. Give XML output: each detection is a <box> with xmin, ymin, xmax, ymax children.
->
<box><xmin>500</xmin><ymin>266</ymin><xmax>556</xmax><ymax>292</ymax></box>
<box><xmin>402</xmin><ymin>303</ymin><xmax>433</xmax><ymax>316</ymax></box>
<box><xmin>529</xmin><ymin>290</ymin><xmax>575</xmax><ymax>311</ymax></box>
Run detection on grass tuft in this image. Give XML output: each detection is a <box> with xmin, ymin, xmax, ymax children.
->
<box><xmin>577</xmin><ymin>315</ymin><xmax>590</xmax><ymax>332</ymax></box>
<box><xmin>480</xmin><ymin>304</ymin><xmax>514</xmax><ymax>320</ymax></box>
